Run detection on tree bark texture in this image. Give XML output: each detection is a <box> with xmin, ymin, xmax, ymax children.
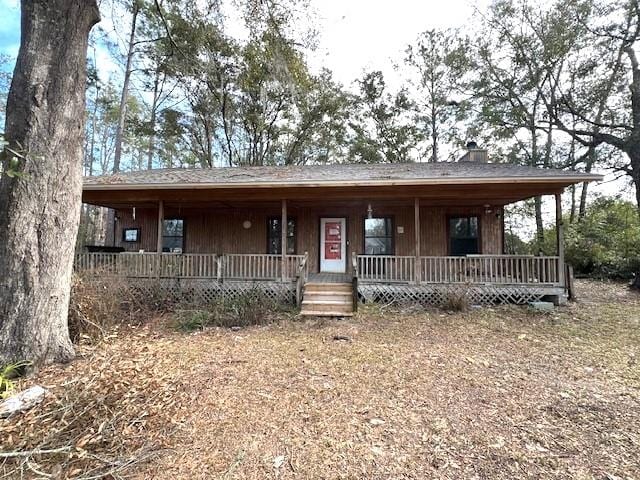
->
<box><xmin>0</xmin><ymin>0</ymin><xmax>99</xmax><ymax>365</ymax></box>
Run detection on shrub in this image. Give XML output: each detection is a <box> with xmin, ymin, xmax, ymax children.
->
<box><xmin>518</xmin><ymin>197</ymin><xmax>640</xmax><ymax>280</ymax></box>
<box><xmin>0</xmin><ymin>362</ymin><xmax>30</xmax><ymax>399</ymax></box>
<box><xmin>564</xmin><ymin>198</ymin><xmax>640</xmax><ymax>279</ymax></box>
<box><xmin>68</xmin><ymin>275</ymin><xmax>167</xmax><ymax>343</ymax></box>
<box><xmin>441</xmin><ymin>290</ymin><xmax>470</xmax><ymax>312</ymax></box>
<box><xmin>173</xmin><ymin>289</ymin><xmax>281</xmax><ymax>331</ymax></box>
<box><xmin>173</xmin><ymin>309</ymin><xmax>212</xmax><ymax>332</ymax></box>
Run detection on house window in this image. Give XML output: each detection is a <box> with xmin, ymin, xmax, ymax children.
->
<box><xmin>267</xmin><ymin>217</ymin><xmax>296</xmax><ymax>254</ymax></box>
<box><xmin>122</xmin><ymin>228</ymin><xmax>139</xmax><ymax>242</ymax></box>
<box><xmin>162</xmin><ymin>219</ymin><xmax>184</xmax><ymax>253</ymax></box>
<box><xmin>364</xmin><ymin>217</ymin><xmax>394</xmax><ymax>255</ymax></box>
<box><xmin>449</xmin><ymin>216</ymin><xmax>479</xmax><ymax>256</ymax></box>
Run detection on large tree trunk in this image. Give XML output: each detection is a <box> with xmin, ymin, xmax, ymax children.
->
<box><xmin>534</xmin><ymin>196</ymin><xmax>544</xmax><ymax>254</ymax></box>
<box><xmin>627</xmin><ymin>147</ymin><xmax>640</xmax><ymax>290</ymax></box>
<box><xmin>0</xmin><ymin>0</ymin><xmax>99</xmax><ymax>365</ymax></box>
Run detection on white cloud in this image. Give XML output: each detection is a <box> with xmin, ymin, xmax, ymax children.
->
<box><xmin>307</xmin><ymin>0</ymin><xmax>489</xmax><ymax>88</ymax></box>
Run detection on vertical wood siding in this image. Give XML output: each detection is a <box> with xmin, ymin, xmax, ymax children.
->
<box><xmin>111</xmin><ymin>204</ymin><xmax>504</xmax><ymax>271</ymax></box>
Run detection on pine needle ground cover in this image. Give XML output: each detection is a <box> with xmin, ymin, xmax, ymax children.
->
<box><xmin>1</xmin><ymin>280</ymin><xmax>639</xmax><ymax>479</ymax></box>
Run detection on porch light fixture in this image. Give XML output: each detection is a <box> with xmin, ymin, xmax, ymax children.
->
<box><xmin>484</xmin><ymin>204</ymin><xmax>493</xmax><ymax>215</ymax></box>
<box><xmin>132</xmin><ymin>206</ymin><xmax>136</xmax><ymax>220</ymax></box>
<box><xmin>367</xmin><ymin>203</ymin><xmax>373</xmax><ymax>219</ymax></box>
<box><xmin>242</xmin><ymin>220</ymin><xmax>252</xmax><ymax>229</ymax></box>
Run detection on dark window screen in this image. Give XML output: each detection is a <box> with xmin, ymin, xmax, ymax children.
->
<box><xmin>267</xmin><ymin>218</ymin><xmax>296</xmax><ymax>254</ymax></box>
<box><xmin>162</xmin><ymin>219</ymin><xmax>184</xmax><ymax>253</ymax></box>
<box><xmin>449</xmin><ymin>216</ymin><xmax>479</xmax><ymax>256</ymax></box>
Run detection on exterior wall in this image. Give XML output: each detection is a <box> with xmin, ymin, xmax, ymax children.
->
<box><xmin>112</xmin><ymin>204</ymin><xmax>504</xmax><ymax>273</ymax></box>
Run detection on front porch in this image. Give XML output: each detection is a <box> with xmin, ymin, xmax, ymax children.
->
<box><xmin>74</xmin><ymin>251</ymin><xmax>567</xmax><ymax>308</ymax></box>
<box><xmin>77</xmin><ymin>159</ymin><xmax>590</xmax><ymax>311</ymax></box>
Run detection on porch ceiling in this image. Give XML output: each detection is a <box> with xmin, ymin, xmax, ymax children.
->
<box><xmin>83</xmin><ymin>181</ymin><xmax>573</xmax><ymax>209</ymax></box>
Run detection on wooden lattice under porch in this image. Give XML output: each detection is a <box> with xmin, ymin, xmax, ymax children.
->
<box><xmin>83</xmin><ymin>277</ymin><xmax>297</xmax><ymax>307</ymax></box>
<box><xmin>358</xmin><ymin>283</ymin><xmax>563</xmax><ymax>306</ymax></box>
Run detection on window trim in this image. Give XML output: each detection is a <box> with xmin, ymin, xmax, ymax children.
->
<box><xmin>446</xmin><ymin>214</ymin><xmax>481</xmax><ymax>256</ymax></box>
<box><xmin>362</xmin><ymin>215</ymin><xmax>395</xmax><ymax>256</ymax></box>
<box><xmin>122</xmin><ymin>228</ymin><xmax>140</xmax><ymax>243</ymax></box>
<box><xmin>162</xmin><ymin>218</ymin><xmax>185</xmax><ymax>253</ymax></box>
<box><xmin>266</xmin><ymin>216</ymin><xmax>297</xmax><ymax>255</ymax></box>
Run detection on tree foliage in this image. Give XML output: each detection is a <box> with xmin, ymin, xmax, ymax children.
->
<box><xmin>404</xmin><ymin>29</ymin><xmax>471</xmax><ymax>162</ymax></box>
<box><xmin>533</xmin><ymin>197</ymin><xmax>640</xmax><ymax>278</ymax></box>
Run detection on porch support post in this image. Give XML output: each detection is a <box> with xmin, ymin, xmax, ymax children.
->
<box><xmin>555</xmin><ymin>192</ymin><xmax>565</xmax><ymax>287</ymax></box>
<box><xmin>281</xmin><ymin>198</ymin><xmax>287</xmax><ymax>282</ymax></box>
<box><xmin>414</xmin><ymin>197</ymin><xmax>421</xmax><ymax>284</ymax></box>
<box><xmin>156</xmin><ymin>200</ymin><xmax>164</xmax><ymax>279</ymax></box>
<box><xmin>156</xmin><ymin>200</ymin><xmax>164</xmax><ymax>253</ymax></box>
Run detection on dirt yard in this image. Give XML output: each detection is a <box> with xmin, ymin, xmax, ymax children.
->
<box><xmin>2</xmin><ymin>280</ymin><xmax>639</xmax><ymax>479</ymax></box>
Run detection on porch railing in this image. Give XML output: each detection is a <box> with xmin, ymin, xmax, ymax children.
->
<box><xmin>356</xmin><ymin>255</ymin><xmax>416</xmax><ymax>283</ymax></box>
<box><xmin>221</xmin><ymin>254</ymin><xmax>305</xmax><ymax>280</ymax></box>
<box><xmin>74</xmin><ymin>252</ymin><xmax>306</xmax><ymax>282</ymax></box>
<box><xmin>356</xmin><ymin>254</ymin><xmax>562</xmax><ymax>286</ymax></box>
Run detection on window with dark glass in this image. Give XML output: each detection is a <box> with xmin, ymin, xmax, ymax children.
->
<box><xmin>122</xmin><ymin>228</ymin><xmax>139</xmax><ymax>242</ymax></box>
<box><xmin>364</xmin><ymin>217</ymin><xmax>394</xmax><ymax>255</ymax></box>
<box><xmin>449</xmin><ymin>216</ymin><xmax>479</xmax><ymax>256</ymax></box>
<box><xmin>162</xmin><ymin>219</ymin><xmax>184</xmax><ymax>253</ymax></box>
<box><xmin>267</xmin><ymin>217</ymin><xmax>296</xmax><ymax>254</ymax></box>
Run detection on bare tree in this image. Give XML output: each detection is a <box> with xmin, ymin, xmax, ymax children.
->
<box><xmin>112</xmin><ymin>0</ymin><xmax>140</xmax><ymax>173</ymax></box>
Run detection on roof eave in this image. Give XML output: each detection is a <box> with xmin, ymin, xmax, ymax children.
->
<box><xmin>82</xmin><ymin>174</ymin><xmax>604</xmax><ymax>191</ymax></box>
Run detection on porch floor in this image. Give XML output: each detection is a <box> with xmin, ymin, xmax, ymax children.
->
<box><xmin>307</xmin><ymin>272</ymin><xmax>352</xmax><ymax>283</ymax></box>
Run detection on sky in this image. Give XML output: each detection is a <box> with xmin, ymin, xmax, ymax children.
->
<box><xmin>307</xmin><ymin>0</ymin><xmax>489</xmax><ymax>88</ymax></box>
<box><xmin>0</xmin><ymin>0</ymin><xmax>19</xmax><ymax>60</ymax></box>
<box><xmin>0</xmin><ymin>0</ymin><xmax>490</xmax><ymax>85</ymax></box>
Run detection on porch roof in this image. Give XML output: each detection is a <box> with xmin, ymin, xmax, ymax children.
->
<box><xmin>82</xmin><ymin>162</ymin><xmax>602</xmax><ymax>208</ymax></box>
<box><xmin>85</xmin><ymin>162</ymin><xmax>601</xmax><ymax>190</ymax></box>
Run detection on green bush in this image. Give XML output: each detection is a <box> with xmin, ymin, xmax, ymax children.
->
<box><xmin>0</xmin><ymin>362</ymin><xmax>30</xmax><ymax>399</ymax></box>
<box><xmin>564</xmin><ymin>198</ymin><xmax>640</xmax><ymax>279</ymax></box>
<box><xmin>173</xmin><ymin>310</ymin><xmax>212</xmax><ymax>332</ymax></box>
<box><xmin>525</xmin><ymin>197</ymin><xmax>640</xmax><ymax>280</ymax></box>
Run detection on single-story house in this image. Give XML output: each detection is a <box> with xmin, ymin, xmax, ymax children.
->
<box><xmin>76</xmin><ymin>146</ymin><xmax>602</xmax><ymax>315</ymax></box>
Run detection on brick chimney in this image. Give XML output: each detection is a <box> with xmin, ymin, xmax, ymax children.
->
<box><xmin>459</xmin><ymin>141</ymin><xmax>488</xmax><ymax>162</ymax></box>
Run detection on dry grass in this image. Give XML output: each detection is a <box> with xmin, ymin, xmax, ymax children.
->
<box><xmin>1</xmin><ymin>280</ymin><xmax>639</xmax><ymax>479</ymax></box>
<box><xmin>68</xmin><ymin>274</ymin><xmax>167</xmax><ymax>343</ymax></box>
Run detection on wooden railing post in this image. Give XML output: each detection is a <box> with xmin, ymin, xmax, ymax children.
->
<box><xmin>217</xmin><ymin>255</ymin><xmax>224</xmax><ymax>283</ymax></box>
<box><xmin>556</xmin><ymin>193</ymin><xmax>565</xmax><ymax>288</ymax></box>
<box><xmin>156</xmin><ymin>200</ymin><xmax>164</xmax><ymax>279</ymax></box>
<box><xmin>351</xmin><ymin>252</ymin><xmax>358</xmax><ymax>312</ymax></box>
<box><xmin>414</xmin><ymin>197</ymin><xmax>421</xmax><ymax>284</ymax></box>
<box><xmin>281</xmin><ymin>199</ymin><xmax>287</xmax><ymax>282</ymax></box>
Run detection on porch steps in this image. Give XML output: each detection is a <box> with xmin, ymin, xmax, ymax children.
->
<box><xmin>300</xmin><ymin>282</ymin><xmax>354</xmax><ymax>317</ymax></box>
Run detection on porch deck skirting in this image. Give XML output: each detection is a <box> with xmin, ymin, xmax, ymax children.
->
<box><xmin>115</xmin><ymin>278</ymin><xmax>298</xmax><ymax>305</ymax></box>
<box><xmin>357</xmin><ymin>283</ymin><xmax>559</xmax><ymax>306</ymax></box>
<box><xmin>74</xmin><ymin>252</ymin><xmax>566</xmax><ymax>307</ymax></box>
